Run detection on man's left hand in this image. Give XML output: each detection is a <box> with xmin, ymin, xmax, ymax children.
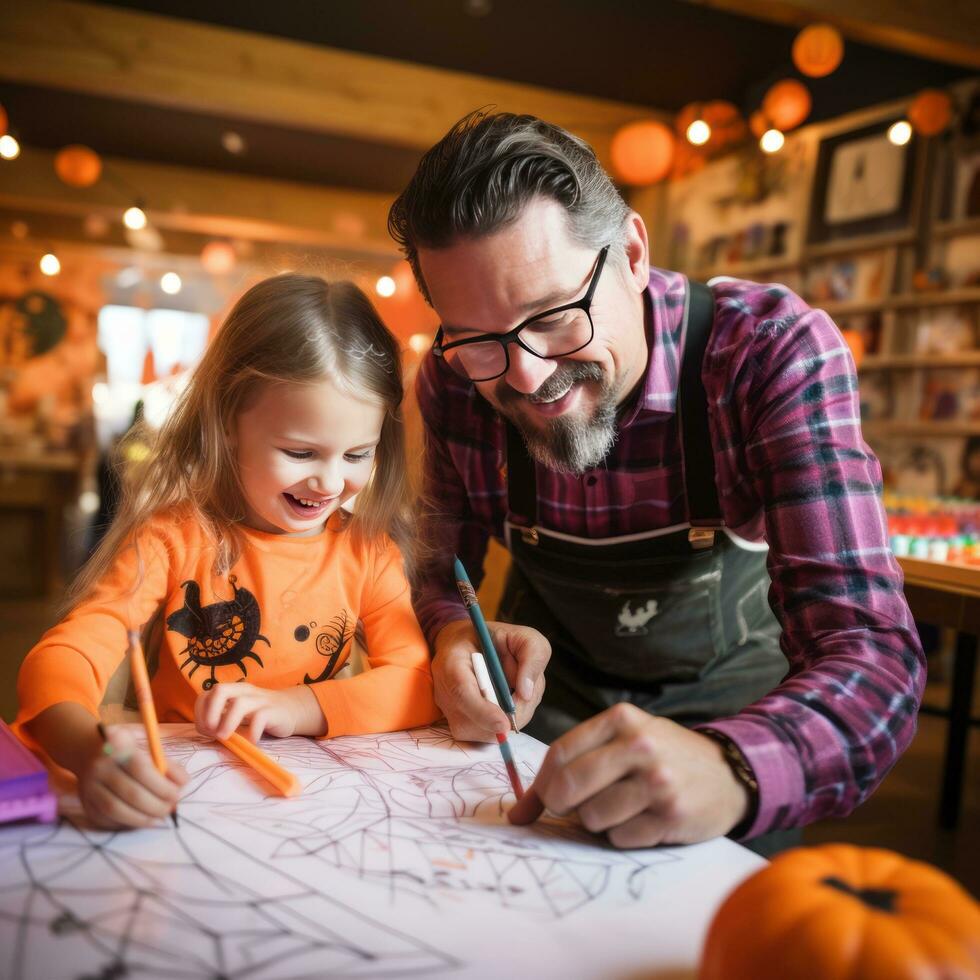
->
<box><xmin>507</xmin><ymin>702</ymin><xmax>751</xmax><ymax>847</ymax></box>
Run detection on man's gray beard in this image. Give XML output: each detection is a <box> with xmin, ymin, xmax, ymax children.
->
<box><xmin>498</xmin><ymin>363</ymin><xmax>618</xmax><ymax>476</ymax></box>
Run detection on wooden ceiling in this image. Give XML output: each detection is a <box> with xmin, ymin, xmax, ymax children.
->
<box><xmin>0</xmin><ymin>0</ymin><xmax>974</xmax><ymax>295</ymax></box>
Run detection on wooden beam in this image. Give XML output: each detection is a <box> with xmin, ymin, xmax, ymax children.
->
<box><xmin>0</xmin><ymin>147</ymin><xmax>399</xmax><ymax>258</ymax></box>
<box><xmin>0</xmin><ymin>1</ymin><xmax>666</xmax><ymax>169</ymax></box>
<box><xmin>681</xmin><ymin>0</ymin><xmax>980</xmax><ymax>69</ymax></box>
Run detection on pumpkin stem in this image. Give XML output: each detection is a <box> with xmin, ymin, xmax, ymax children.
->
<box><xmin>821</xmin><ymin>876</ymin><xmax>897</xmax><ymax>913</ymax></box>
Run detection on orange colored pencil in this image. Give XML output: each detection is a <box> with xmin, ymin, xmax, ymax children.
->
<box><xmin>127</xmin><ymin>628</ymin><xmax>178</xmax><ymax>827</ymax></box>
<box><xmin>218</xmin><ymin>730</ymin><xmax>300</xmax><ymax>798</ymax></box>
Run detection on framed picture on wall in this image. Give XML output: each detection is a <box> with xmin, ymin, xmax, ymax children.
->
<box><xmin>807</xmin><ymin>118</ymin><xmax>919</xmax><ymax>245</ymax></box>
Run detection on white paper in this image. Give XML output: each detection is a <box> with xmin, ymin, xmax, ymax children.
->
<box><xmin>0</xmin><ymin>725</ymin><xmax>765</xmax><ymax>979</ymax></box>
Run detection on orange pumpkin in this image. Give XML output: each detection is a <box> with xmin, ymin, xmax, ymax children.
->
<box><xmin>610</xmin><ymin>120</ymin><xmax>675</xmax><ymax>186</ymax></box>
<box><xmin>793</xmin><ymin>24</ymin><xmax>844</xmax><ymax>78</ymax></box>
<box><xmin>700</xmin><ymin>845</ymin><xmax>980</xmax><ymax>980</ymax></box>
<box><xmin>763</xmin><ymin>79</ymin><xmax>812</xmax><ymax>132</ymax></box>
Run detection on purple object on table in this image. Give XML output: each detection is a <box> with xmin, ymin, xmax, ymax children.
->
<box><xmin>0</xmin><ymin>719</ymin><xmax>56</xmax><ymax>824</ymax></box>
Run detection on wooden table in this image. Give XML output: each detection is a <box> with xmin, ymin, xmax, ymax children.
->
<box><xmin>898</xmin><ymin>556</ymin><xmax>980</xmax><ymax>829</ymax></box>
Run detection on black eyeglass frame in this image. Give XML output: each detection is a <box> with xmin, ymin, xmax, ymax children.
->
<box><xmin>432</xmin><ymin>245</ymin><xmax>610</xmax><ymax>382</ymax></box>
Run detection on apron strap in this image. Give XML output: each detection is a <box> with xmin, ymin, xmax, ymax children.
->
<box><xmin>506</xmin><ymin>279</ymin><xmax>722</xmax><ymax>529</ymax></box>
<box><xmin>680</xmin><ymin>280</ymin><xmax>723</xmax><ymax>527</ymax></box>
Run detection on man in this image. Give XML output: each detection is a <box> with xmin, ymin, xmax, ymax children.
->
<box><xmin>389</xmin><ymin>110</ymin><xmax>923</xmax><ymax>851</ymax></box>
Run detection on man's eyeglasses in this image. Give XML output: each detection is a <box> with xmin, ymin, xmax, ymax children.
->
<box><xmin>432</xmin><ymin>245</ymin><xmax>610</xmax><ymax>383</ymax></box>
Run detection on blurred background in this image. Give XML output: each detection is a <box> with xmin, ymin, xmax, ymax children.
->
<box><xmin>0</xmin><ymin>0</ymin><xmax>976</xmax><ymax>892</ymax></box>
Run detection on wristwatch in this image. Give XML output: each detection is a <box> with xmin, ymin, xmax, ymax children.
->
<box><xmin>699</xmin><ymin>727</ymin><xmax>759</xmax><ymax>839</ymax></box>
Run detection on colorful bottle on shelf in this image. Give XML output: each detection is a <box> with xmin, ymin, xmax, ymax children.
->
<box><xmin>884</xmin><ymin>492</ymin><xmax>980</xmax><ymax>565</ymax></box>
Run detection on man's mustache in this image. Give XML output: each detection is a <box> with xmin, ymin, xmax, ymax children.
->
<box><xmin>495</xmin><ymin>361</ymin><xmax>603</xmax><ymax>407</ymax></box>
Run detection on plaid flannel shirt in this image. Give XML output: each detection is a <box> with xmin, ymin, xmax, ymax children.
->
<box><xmin>413</xmin><ymin>268</ymin><xmax>924</xmax><ymax>837</ymax></box>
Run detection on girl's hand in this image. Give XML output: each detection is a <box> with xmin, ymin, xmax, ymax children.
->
<box><xmin>78</xmin><ymin>725</ymin><xmax>187</xmax><ymax>830</ymax></box>
<box><xmin>194</xmin><ymin>683</ymin><xmax>307</xmax><ymax>742</ymax></box>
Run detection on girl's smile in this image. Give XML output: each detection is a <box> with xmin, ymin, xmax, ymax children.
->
<box><xmin>281</xmin><ymin>491</ymin><xmax>339</xmax><ymax>519</ymax></box>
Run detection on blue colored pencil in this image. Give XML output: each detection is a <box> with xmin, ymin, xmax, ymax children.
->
<box><xmin>453</xmin><ymin>555</ymin><xmax>518</xmax><ymax>731</ymax></box>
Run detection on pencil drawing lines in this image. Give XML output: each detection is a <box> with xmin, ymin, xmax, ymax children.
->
<box><xmin>0</xmin><ymin>816</ymin><xmax>460</xmax><ymax>980</ymax></box>
<box><xmin>168</xmin><ymin>728</ymin><xmax>679</xmax><ymax>920</ymax></box>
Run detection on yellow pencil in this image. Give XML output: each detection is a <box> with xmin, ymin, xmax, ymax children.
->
<box><xmin>127</xmin><ymin>628</ymin><xmax>178</xmax><ymax>827</ymax></box>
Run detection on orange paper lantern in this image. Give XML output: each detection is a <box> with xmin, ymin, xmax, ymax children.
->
<box><xmin>610</xmin><ymin>120</ymin><xmax>675</xmax><ymax>186</ymax></box>
<box><xmin>841</xmin><ymin>329</ymin><xmax>865</xmax><ymax>369</ymax></box>
<box><xmin>763</xmin><ymin>79</ymin><xmax>812</xmax><ymax>132</ymax></box>
<box><xmin>54</xmin><ymin>145</ymin><xmax>102</xmax><ymax>188</ymax></box>
<box><xmin>671</xmin><ymin>140</ymin><xmax>707</xmax><ymax>179</ymax></box>
<box><xmin>0</xmin><ymin>103</ymin><xmax>7</xmax><ymax>135</ymax></box>
<box><xmin>702</xmin><ymin>100</ymin><xmax>747</xmax><ymax>150</ymax></box>
<box><xmin>749</xmin><ymin>110</ymin><xmax>769</xmax><ymax>139</ymax></box>
<box><xmin>792</xmin><ymin>24</ymin><xmax>844</xmax><ymax>78</ymax></box>
<box><xmin>392</xmin><ymin>259</ymin><xmax>416</xmax><ymax>295</ymax></box>
<box><xmin>675</xmin><ymin>102</ymin><xmax>703</xmax><ymax>137</ymax></box>
<box><xmin>201</xmin><ymin>240</ymin><xmax>237</xmax><ymax>275</ymax></box>
<box><xmin>908</xmin><ymin>89</ymin><xmax>953</xmax><ymax>137</ymax></box>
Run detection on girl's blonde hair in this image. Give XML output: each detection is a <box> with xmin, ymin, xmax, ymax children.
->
<box><xmin>70</xmin><ymin>274</ymin><xmax>417</xmax><ymax>607</ymax></box>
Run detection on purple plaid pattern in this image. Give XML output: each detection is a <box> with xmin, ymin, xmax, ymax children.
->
<box><xmin>414</xmin><ymin>268</ymin><xmax>924</xmax><ymax>837</ymax></box>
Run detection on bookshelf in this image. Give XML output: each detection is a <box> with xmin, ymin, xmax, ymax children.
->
<box><xmin>660</xmin><ymin>82</ymin><xmax>980</xmax><ymax>496</ymax></box>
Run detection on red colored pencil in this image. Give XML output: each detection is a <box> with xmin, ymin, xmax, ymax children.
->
<box><xmin>495</xmin><ymin>732</ymin><xmax>525</xmax><ymax>800</ymax></box>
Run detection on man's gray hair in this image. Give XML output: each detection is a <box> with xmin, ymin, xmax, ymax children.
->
<box><xmin>388</xmin><ymin>109</ymin><xmax>630</xmax><ymax>303</ymax></box>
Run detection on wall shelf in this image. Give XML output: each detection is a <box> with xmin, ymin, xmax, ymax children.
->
<box><xmin>691</xmin><ymin>255</ymin><xmax>799</xmax><ymax>281</ymax></box>
<box><xmin>862</xmin><ymin>421</ymin><xmax>980</xmax><ymax>438</ymax></box>
<box><xmin>802</xmin><ymin>230</ymin><xmax>916</xmax><ymax>260</ymax></box>
<box><xmin>820</xmin><ymin>289</ymin><xmax>980</xmax><ymax>317</ymax></box>
<box><xmin>861</xmin><ymin>353</ymin><xmax>980</xmax><ymax>371</ymax></box>
<box><xmin>933</xmin><ymin>217</ymin><xmax>980</xmax><ymax>239</ymax></box>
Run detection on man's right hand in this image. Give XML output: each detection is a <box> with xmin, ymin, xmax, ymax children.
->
<box><xmin>433</xmin><ymin>619</ymin><xmax>550</xmax><ymax>741</ymax></box>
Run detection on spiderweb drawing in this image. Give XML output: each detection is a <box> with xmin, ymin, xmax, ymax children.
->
<box><xmin>0</xmin><ymin>726</ymin><xmax>683</xmax><ymax>980</ymax></box>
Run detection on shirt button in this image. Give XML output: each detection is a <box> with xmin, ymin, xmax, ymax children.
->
<box><xmin>586</xmin><ymin>476</ymin><xmax>598</xmax><ymax>487</ymax></box>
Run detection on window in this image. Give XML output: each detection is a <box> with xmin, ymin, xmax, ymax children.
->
<box><xmin>95</xmin><ymin>305</ymin><xmax>209</xmax><ymax>445</ymax></box>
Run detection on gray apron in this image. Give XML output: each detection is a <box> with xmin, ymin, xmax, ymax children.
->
<box><xmin>497</xmin><ymin>280</ymin><xmax>788</xmax><ymax>741</ymax></box>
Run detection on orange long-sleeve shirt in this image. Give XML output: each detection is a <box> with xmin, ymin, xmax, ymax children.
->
<box><xmin>15</xmin><ymin>508</ymin><xmax>439</xmax><ymax>746</ymax></box>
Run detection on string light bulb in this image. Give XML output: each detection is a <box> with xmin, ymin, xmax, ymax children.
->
<box><xmin>686</xmin><ymin>118</ymin><xmax>711</xmax><ymax>146</ymax></box>
<box><xmin>888</xmin><ymin>120</ymin><xmax>912</xmax><ymax>146</ymax></box>
<box><xmin>760</xmin><ymin>128</ymin><xmax>785</xmax><ymax>153</ymax></box>
<box><xmin>160</xmin><ymin>272</ymin><xmax>182</xmax><ymax>295</ymax></box>
<box><xmin>40</xmin><ymin>252</ymin><xmax>61</xmax><ymax>276</ymax></box>
<box><xmin>376</xmin><ymin>275</ymin><xmax>396</xmax><ymax>298</ymax></box>
<box><xmin>0</xmin><ymin>134</ymin><xmax>20</xmax><ymax>160</ymax></box>
<box><xmin>123</xmin><ymin>205</ymin><xmax>147</xmax><ymax>230</ymax></box>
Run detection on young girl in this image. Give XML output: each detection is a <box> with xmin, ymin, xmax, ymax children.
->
<box><xmin>14</xmin><ymin>274</ymin><xmax>439</xmax><ymax>829</ymax></box>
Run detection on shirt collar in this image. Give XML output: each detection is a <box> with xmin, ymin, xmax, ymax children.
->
<box><xmin>618</xmin><ymin>267</ymin><xmax>688</xmax><ymax>427</ymax></box>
